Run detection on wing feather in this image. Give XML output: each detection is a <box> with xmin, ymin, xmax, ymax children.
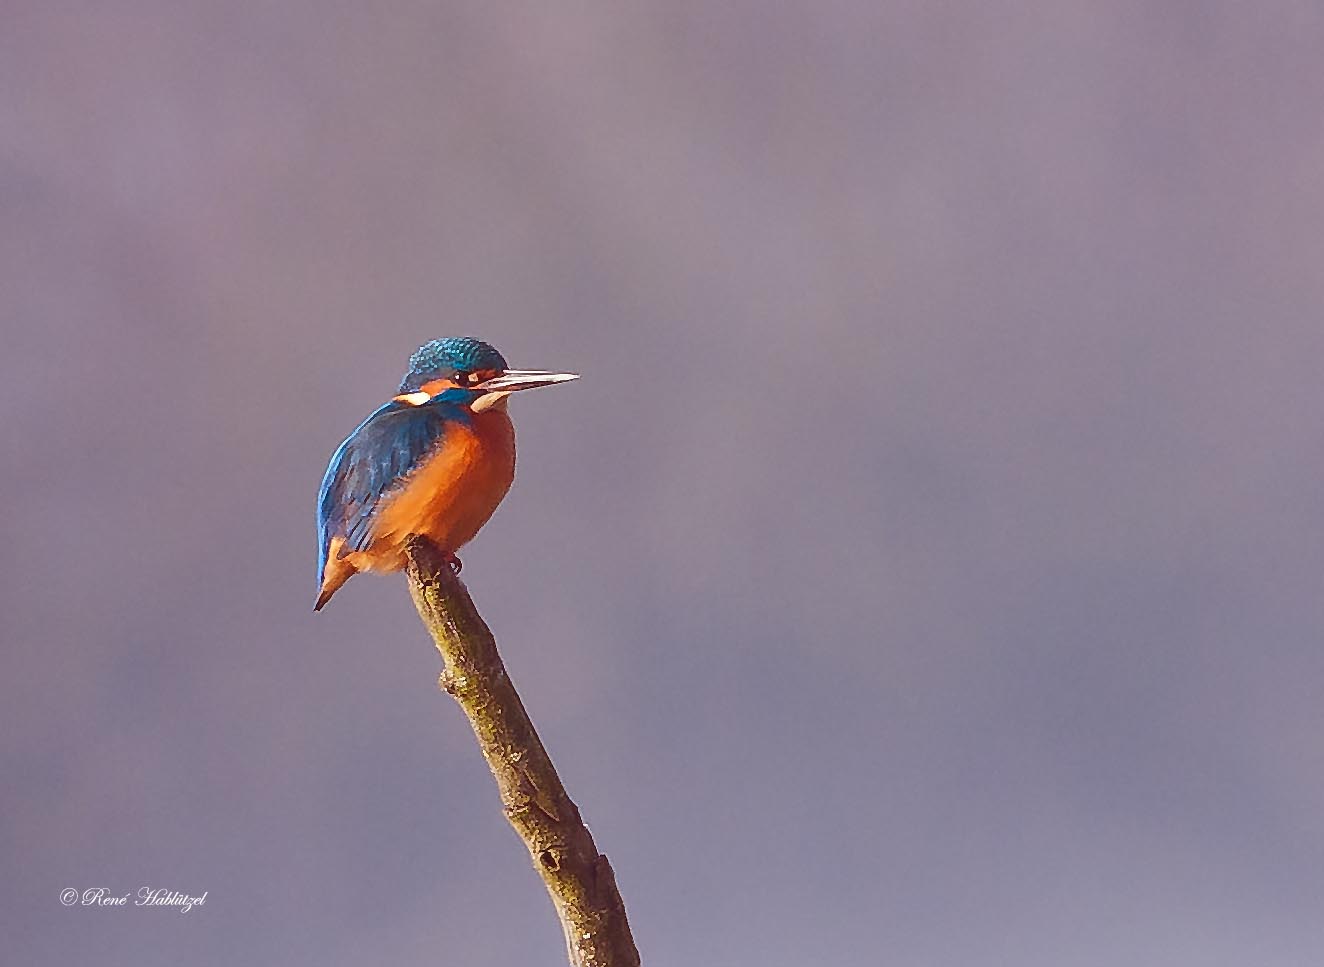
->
<box><xmin>316</xmin><ymin>401</ymin><xmax>454</xmax><ymax>585</ymax></box>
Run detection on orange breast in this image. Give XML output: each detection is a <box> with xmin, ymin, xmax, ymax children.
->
<box><xmin>317</xmin><ymin>408</ymin><xmax>516</xmax><ymax>607</ymax></box>
<box><xmin>369</xmin><ymin>408</ymin><xmax>516</xmax><ymax>561</ymax></box>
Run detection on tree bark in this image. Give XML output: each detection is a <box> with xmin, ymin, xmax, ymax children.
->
<box><xmin>405</xmin><ymin>537</ymin><xmax>640</xmax><ymax>967</ymax></box>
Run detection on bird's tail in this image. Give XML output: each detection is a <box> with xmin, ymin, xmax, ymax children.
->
<box><xmin>313</xmin><ymin>560</ymin><xmax>355</xmax><ymax>611</ymax></box>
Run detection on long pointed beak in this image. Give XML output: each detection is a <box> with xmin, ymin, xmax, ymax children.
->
<box><xmin>474</xmin><ymin>369</ymin><xmax>580</xmax><ymax>393</ymax></box>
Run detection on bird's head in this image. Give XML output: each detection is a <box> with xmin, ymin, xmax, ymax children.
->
<box><xmin>395</xmin><ymin>337</ymin><xmax>578</xmax><ymax>412</ymax></box>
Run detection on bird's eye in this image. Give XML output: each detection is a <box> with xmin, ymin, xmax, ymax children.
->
<box><xmin>461</xmin><ymin>370</ymin><xmax>496</xmax><ymax>387</ymax></box>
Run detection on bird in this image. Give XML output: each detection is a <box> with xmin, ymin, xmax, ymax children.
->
<box><xmin>314</xmin><ymin>336</ymin><xmax>578</xmax><ymax>611</ymax></box>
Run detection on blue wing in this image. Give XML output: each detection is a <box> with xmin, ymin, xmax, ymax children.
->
<box><xmin>316</xmin><ymin>400</ymin><xmax>460</xmax><ymax>586</ymax></box>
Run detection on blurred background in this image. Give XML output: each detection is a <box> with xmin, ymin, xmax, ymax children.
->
<box><xmin>4</xmin><ymin>3</ymin><xmax>1324</xmax><ymax>965</ymax></box>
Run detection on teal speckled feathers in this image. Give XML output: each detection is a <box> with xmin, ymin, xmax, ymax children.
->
<box><xmin>400</xmin><ymin>337</ymin><xmax>509</xmax><ymax>392</ymax></box>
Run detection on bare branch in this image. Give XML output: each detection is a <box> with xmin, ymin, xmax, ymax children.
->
<box><xmin>405</xmin><ymin>537</ymin><xmax>640</xmax><ymax>967</ymax></box>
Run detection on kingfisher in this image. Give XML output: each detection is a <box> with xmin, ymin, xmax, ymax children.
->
<box><xmin>314</xmin><ymin>336</ymin><xmax>578</xmax><ymax>611</ymax></box>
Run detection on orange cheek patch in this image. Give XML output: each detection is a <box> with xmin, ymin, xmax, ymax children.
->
<box><xmin>420</xmin><ymin>378</ymin><xmax>454</xmax><ymax>396</ymax></box>
<box><xmin>393</xmin><ymin>378</ymin><xmax>459</xmax><ymax>406</ymax></box>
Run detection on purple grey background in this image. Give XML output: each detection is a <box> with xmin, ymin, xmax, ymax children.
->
<box><xmin>4</xmin><ymin>3</ymin><xmax>1324</xmax><ymax>965</ymax></box>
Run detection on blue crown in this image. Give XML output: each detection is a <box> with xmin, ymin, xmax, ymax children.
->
<box><xmin>400</xmin><ymin>337</ymin><xmax>508</xmax><ymax>391</ymax></box>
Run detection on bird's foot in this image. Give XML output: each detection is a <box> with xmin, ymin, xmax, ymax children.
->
<box><xmin>441</xmin><ymin>551</ymin><xmax>463</xmax><ymax>576</ymax></box>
